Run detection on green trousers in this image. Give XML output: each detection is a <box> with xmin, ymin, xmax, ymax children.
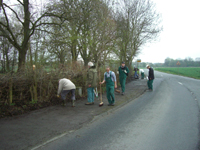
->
<box><xmin>120</xmin><ymin>78</ymin><xmax>126</xmax><ymax>93</ymax></box>
<box><xmin>147</xmin><ymin>80</ymin><xmax>154</xmax><ymax>90</ymax></box>
<box><xmin>87</xmin><ymin>88</ymin><xmax>94</xmax><ymax>103</ymax></box>
<box><xmin>106</xmin><ymin>85</ymin><xmax>115</xmax><ymax>104</ymax></box>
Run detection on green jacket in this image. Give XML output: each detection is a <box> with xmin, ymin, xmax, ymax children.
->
<box><xmin>87</xmin><ymin>67</ymin><xmax>97</xmax><ymax>88</ymax></box>
<box><xmin>118</xmin><ymin>66</ymin><xmax>129</xmax><ymax>79</ymax></box>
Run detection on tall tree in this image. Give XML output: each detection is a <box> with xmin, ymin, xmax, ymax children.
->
<box><xmin>115</xmin><ymin>0</ymin><xmax>162</xmax><ymax>68</ymax></box>
<box><xmin>0</xmin><ymin>36</ymin><xmax>12</xmax><ymax>72</ymax></box>
<box><xmin>78</xmin><ymin>0</ymin><xmax>116</xmax><ymax>66</ymax></box>
<box><xmin>46</xmin><ymin>0</ymin><xmax>82</xmax><ymax>62</ymax></box>
<box><xmin>0</xmin><ymin>0</ymin><xmax>64</xmax><ymax>71</ymax></box>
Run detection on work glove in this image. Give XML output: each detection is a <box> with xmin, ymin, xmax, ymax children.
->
<box><xmin>117</xmin><ymin>71</ymin><xmax>119</xmax><ymax>74</ymax></box>
<box><xmin>57</xmin><ymin>95</ymin><xmax>60</xmax><ymax>98</ymax></box>
<box><xmin>124</xmin><ymin>70</ymin><xmax>127</xmax><ymax>73</ymax></box>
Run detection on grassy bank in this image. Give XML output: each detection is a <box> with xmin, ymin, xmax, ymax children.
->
<box><xmin>155</xmin><ymin>67</ymin><xmax>200</xmax><ymax>79</ymax></box>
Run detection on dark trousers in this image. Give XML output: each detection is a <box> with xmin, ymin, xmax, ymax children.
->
<box><xmin>147</xmin><ymin>80</ymin><xmax>154</xmax><ymax>90</ymax></box>
<box><xmin>61</xmin><ymin>89</ymin><xmax>76</xmax><ymax>100</ymax></box>
<box><xmin>120</xmin><ymin>78</ymin><xmax>126</xmax><ymax>93</ymax></box>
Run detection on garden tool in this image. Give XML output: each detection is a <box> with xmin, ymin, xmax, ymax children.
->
<box><xmin>99</xmin><ymin>71</ymin><xmax>103</xmax><ymax>107</ymax></box>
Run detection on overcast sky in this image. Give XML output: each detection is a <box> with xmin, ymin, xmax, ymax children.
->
<box><xmin>3</xmin><ymin>0</ymin><xmax>200</xmax><ymax>63</ymax></box>
<box><xmin>134</xmin><ymin>0</ymin><xmax>200</xmax><ymax>63</ymax></box>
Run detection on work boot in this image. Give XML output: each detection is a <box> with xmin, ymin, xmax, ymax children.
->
<box><xmin>85</xmin><ymin>102</ymin><xmax>93</xmax><ymax>105</ymax></box>
<box><xmin>121</xmin><ymin>92</ymin><xmax>124</xmax><ymax>95</ymax></box>
<box><xmin>62</xmin><ymin>100</ymin><xmax>66</xmax><ymax>107</ymax></box>
<box><xmin>72</xmin><ymin>100</ymin><xmax>75</xmax><ymax>107</ymax></box>
<box><xmin>108</xmin><ymin>104</ymin><xmax>112</xmax><ymax>106</ymax></box>
<box><xmin>111</xmin><ymin>103</ymin><xmax>115</xmax><ymax>106</ymax></box>
<box><xmin>146</xmin><ymin>89</ymin><xmax>153</xmax><ymax>92</ymax></box>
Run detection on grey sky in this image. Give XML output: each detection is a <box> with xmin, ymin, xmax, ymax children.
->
<box><xmin>134</xmin><ymin>0</ymin><xmax>200</xmax><ymax>63</ymax></box>
<box><xmin>3</xmin><ymin>0</ymin><xmax>200</xmax><ymax>63</ymax></box>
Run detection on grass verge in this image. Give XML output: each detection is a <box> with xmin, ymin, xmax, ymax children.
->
<box><xmin>155</xmin><ymin>67</ymin><xmax>200</xmax><ymax>79</ymax></box>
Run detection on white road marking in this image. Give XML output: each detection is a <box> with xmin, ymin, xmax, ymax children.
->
<box><xmin>178</xmin><ymin>82</ymin><xmax>183</xmax><ymax>85</ymax></box>
<box><xmin>31</xmin><ymin>130</ymin><xmax>75</xmax><ymax>150</ymax></box>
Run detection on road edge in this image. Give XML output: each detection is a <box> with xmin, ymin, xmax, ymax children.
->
<box><xmin>31</xmin><ymin>88</ymin><xmax>147</xmax><ymax>150</ymax></box>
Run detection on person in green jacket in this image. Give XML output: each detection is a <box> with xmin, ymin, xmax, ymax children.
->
<box><xmin>118</xmin><ymin>62</ymin><xmax>129</xmax><ymax>95</ymax></box>
<box><xmin>85</xmin><ymin>62</ymin><xmax>97</xmax><ymax>105</ymax></box>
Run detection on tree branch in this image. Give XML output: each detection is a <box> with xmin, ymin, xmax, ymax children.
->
<box><xmin>0</xmin><ymin>9</ymin><xmax>19</xmax><ymax>51</ymax></box>
<box><xmin>3</xmin><ymin>3</ymin><xmax>24</xmax><ymax>25</ymax></box>
<box><xmin>34</xmin><ymin>12</ymin><xmax>61</xmax><ymax>26</ymax></box>
<box><xmin>17</xmin><ymin>0</ymin><xmax>23</xmax><ymax>6</ymax></box>
<box><xmin>0</xmin><ymin>26</ymin><xmax>21</xmax><ymax>50</ymax></box>
<box><xmin>0</xmin><ymin>21</ymin><xmax>7</xmax><ymax>28</ymax></box>
<box><xmin>2</xmin><ymin>4</ymin><xmax>9</xmax><ymax>26</ymax></box>
<box><xmin>35</xmin><ymin>28</ymin><xmax>55</xmax><ymax>35</ymax></box>
<box><xmin>35</xmin><ymin>22</ymin><xmax>60</xmax><ymax>28</ymax></box>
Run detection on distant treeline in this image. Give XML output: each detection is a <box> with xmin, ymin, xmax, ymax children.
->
<box><xmin>133</xmin><ymin>57</ymin><xmax>200</xmax><ymax>68</ymax></box>
<box><xmin>162</xmin><ymin>57</ymin><xmax>200</xmax><ymax>67</ymax></box>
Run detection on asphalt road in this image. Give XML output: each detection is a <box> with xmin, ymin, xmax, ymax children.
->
<box><xmin>37</xmin><ymin>70</ymin><xmax>200</xmax><ymax>150</ymax></box>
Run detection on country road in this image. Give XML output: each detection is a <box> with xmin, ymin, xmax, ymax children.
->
<box><xmin>37</xmin><ymin>70</ymin><xmax>200</xmax><ymax>150</ymax></box>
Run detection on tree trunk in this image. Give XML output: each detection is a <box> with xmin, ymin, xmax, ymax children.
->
<box><xmin>9</xmin><ymin>78</ymin><xmax>13</xmax><ymax>105</ymax></box>
<box><xmin>71</xmin><ymin>41</ymin><xmax>78</xmax><ymax>61</ymax></box>
<box><xmin>2</xmin><ymin>49</ymin><xmax>6</xmax><ymax>73</ymax></box>
<box><xmin>17</xmin><ymin>0</ymin><xmax>30</xmax><ymax>71</ymax></box>
<box><xmin>84</xmin><ymin>58</ymin><xmax>89</xmax><ymax>67</ymax></box>
<box><xmin>11</xmin><ymin>49</ymin><xmax>16</xmax><ymax>73</ymax></box>
<box><xmin>29</xmin><ymin>41</ymin><xmax>33</xmax><ymax>66</ymax></box>
<box><xmin>5</xmin><ymin>52</ymin><xmax>10</xmax><ymax>72</ymax></box>
<box><xmin>18</xmin><ymin>48</ymin><xmax>27</xmax><ymax>71</ymax></box>
<box><xmin>60</xmin><ymin>52</ymin><xmax>65</xmax><ymax>64</ymax></box>
<box><xmin>34</xmin><ymin>41</ymin><xmax>39</xmax><ymax>64</ymax></box>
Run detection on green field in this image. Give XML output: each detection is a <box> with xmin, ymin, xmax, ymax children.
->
<box><xmin>155</xmin><ymin>67</ymin><xmax>200</xmax><ymax>79</ymax></box>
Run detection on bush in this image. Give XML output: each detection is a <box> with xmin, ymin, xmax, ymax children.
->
<box><xmin>0</xmin><ymin>62</ymin><xmax>88</xmax><ymax>117</ymax></box>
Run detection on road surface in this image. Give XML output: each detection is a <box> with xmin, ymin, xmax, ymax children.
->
<box><xmin>36</xmin><ymin>70</ymin><xmax>200</xmax><ymax>150</ymax></box>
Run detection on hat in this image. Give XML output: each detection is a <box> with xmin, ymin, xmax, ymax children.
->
<box><xmin>122</xmin><ymin>61</ymin><xmax>125</xmax><ymax>64</ymax></box>
<box><xmin>146</xmin><ymin>65</ymin><xmax>149</xmax><ymax>68</ymax></box>
<box><xmin>88</xmin><ymin>62</ymin><xmax>94</xmax><ymax>67</ymax></box>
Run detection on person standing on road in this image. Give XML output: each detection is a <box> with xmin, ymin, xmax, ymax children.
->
<box><xmin>100</xmin><ymin>67</ymin><xmax>117</xmax><ymax>106</ymax></box>
<box><xmin>85</xmin><ymin>62</ymin><xmax>97</xmax><ymax>105</ymax></box>
<box><xmin>146</xmin><ymin>65</ymin><xmax>154</xmax><ymax>91</ymax></box>
<box><xmin>57</xmin><ymin>78</ymin><xmax>76</xmax><ymax>107</ymax></box>
<box><xmin>118</xmin><ymin>62</ymin><xmax>129</xmax><ymax>95</ymax></box>
<box><xmin>134</xmin><ymin>66</ymin><xmax>139</xmax><ymax>79</ymax></box>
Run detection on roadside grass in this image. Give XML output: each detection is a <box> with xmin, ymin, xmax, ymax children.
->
<box><xmin>155</xmin><ymin>67</ymin><xmax>200</xmax><ymax>79</ymax></box>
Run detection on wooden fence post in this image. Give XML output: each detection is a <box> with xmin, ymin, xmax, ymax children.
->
<box><xmin>9</xmin><ymin>78</ymin><xmax>13</xmax><ymax>105</ymax></box>
<box><xmin>33</xmin><ymin>65</ymin><xmax>37</xmax><ymax>102</ymax></box>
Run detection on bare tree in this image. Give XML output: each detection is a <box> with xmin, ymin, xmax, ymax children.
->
<box><xmin>46</xmin><ymin>26</ymin><xmax>70</xmax><ymax>64</ymax></box>
<box><xmin>77</xmin><ymin>0</ymin><xmax>117</xmax><ymax>66</ymax></box>
<box><xmin>115</xmin><ymin>0</ymin><xmax>162</xmax><ymax>67</ymax></box>
<box><xmin>44</xmin><ymin>0</ymin><xmax>82</xmax><ymax>62</ymax></box>
<box><xmin>0</xmin><ymin>0</ymin><xmax>65</xmax><ymax>71</ymax></box>
<box><xmin>47</xmin><ymin>0</ymin><xmax>116</xmax><ymax>66</ymax></box>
